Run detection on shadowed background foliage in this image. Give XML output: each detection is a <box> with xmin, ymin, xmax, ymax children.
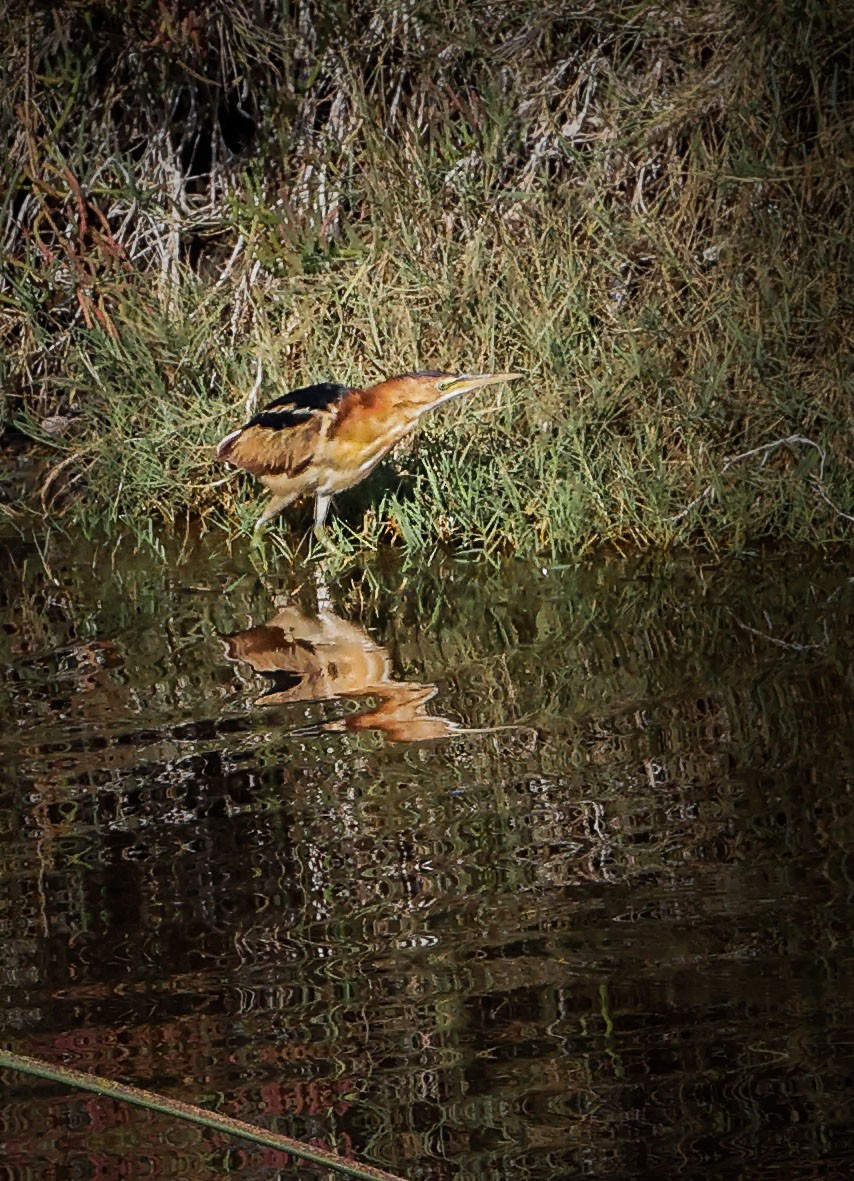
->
<box><xmin>1</xmin><ymin>0</ymin><xmax>852</xmax><ymax>554</ymax></box>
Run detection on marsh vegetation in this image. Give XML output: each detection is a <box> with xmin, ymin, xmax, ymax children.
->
<box><xmin>1</xmin><ymin>0</ymin><xmax>852</xmax><ymax>555</ymax></box>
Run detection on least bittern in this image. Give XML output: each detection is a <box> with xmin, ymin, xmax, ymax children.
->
<box><xmin>216</xmin><ymin>369</ymin><xmax>522</xmax><ymax>530</ymax></box>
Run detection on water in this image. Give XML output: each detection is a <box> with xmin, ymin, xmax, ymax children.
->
<box><xmin>1</xmin><ymin>535</ymin><xmax>852</xmax><ymax>1180</ymax></box>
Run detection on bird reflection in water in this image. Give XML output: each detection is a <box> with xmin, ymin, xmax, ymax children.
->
<box><xmin>224</xmin><ymin>600</ymin><xmax>455</xmax><ymax>742</ymax></box>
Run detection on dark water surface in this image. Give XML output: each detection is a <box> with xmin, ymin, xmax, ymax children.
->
<box><xmin>1</xmin><ymin>536</ymin><xmax>852</xmax><ymax>1180</ymax></box>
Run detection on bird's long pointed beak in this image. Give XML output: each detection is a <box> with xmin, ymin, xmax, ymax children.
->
<box><xmin>439</xmin><ymin>372</ymin><xmax>523</xmax><ymax>398</ymax></box>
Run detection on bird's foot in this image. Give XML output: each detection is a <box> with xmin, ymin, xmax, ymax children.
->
<box><xmin>309</xmin><ymin>524</ymin><xmax>351</xmax><ymax>567</ymax></box>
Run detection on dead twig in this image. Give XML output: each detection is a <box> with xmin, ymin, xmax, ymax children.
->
<box><xmin>671</xmin><ymin>434</ymin><xmax>852</xmax><ymax>526</ymax></box>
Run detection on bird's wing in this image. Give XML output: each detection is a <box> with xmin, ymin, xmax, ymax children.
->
<box><xmin>217</xmin><ymin>413</ymin><xmax>323</xmax><ymax>477</ymax></box>
<box><xmin>217</xmin><ymin>383</ymin><xmax>351</xmax><ymax>477</ymax></box>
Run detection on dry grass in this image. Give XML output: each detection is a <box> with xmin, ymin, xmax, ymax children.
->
<box><xmin>1</xmin><ymin>0</ymin><xmax>852</xmax><ymax>555</ymax></box>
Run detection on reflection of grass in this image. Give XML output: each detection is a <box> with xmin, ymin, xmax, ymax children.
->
<box><xmin>1</xmin><ymin>2</ymin><xmax>852</xmax><ymax>554</ymax></box>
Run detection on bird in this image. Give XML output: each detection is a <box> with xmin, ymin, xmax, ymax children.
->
<box><xmin>216</xmin><ymin>369</ymin><xmax>522</xmax><ymax>530</ymax></box>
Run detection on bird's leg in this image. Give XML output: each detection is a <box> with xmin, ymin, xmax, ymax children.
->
<box><xmin>254</xmin><ymin>492</ymin><xmax>296</xmax><ymax>532</ymax></box>
<box><xmin>313</xmin><ymin>493</ymin><xmax>332</xmax><ymax>533</ymax></box>
<box><xmin>312</xmin><ymin>492</ymin><xmax>346</xmax><ymax>560</ymax></box>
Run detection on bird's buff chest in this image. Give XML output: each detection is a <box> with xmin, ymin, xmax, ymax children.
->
<box><xmin>324</xmin><ymin>396</ymin><xmax>419</xmax><ymax>476</ymax></box>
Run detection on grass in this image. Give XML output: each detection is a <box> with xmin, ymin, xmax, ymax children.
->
<box><xmin>1</xmin><ymin>0</ymin><xmax>852</xmax><ymax>557</ymax></box>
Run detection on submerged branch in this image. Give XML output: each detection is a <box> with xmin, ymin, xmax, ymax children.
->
<box><xmin>0</xmin><ymin>1049</ymin><xmax>409</xmax><ymax>1181</ymax></box>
